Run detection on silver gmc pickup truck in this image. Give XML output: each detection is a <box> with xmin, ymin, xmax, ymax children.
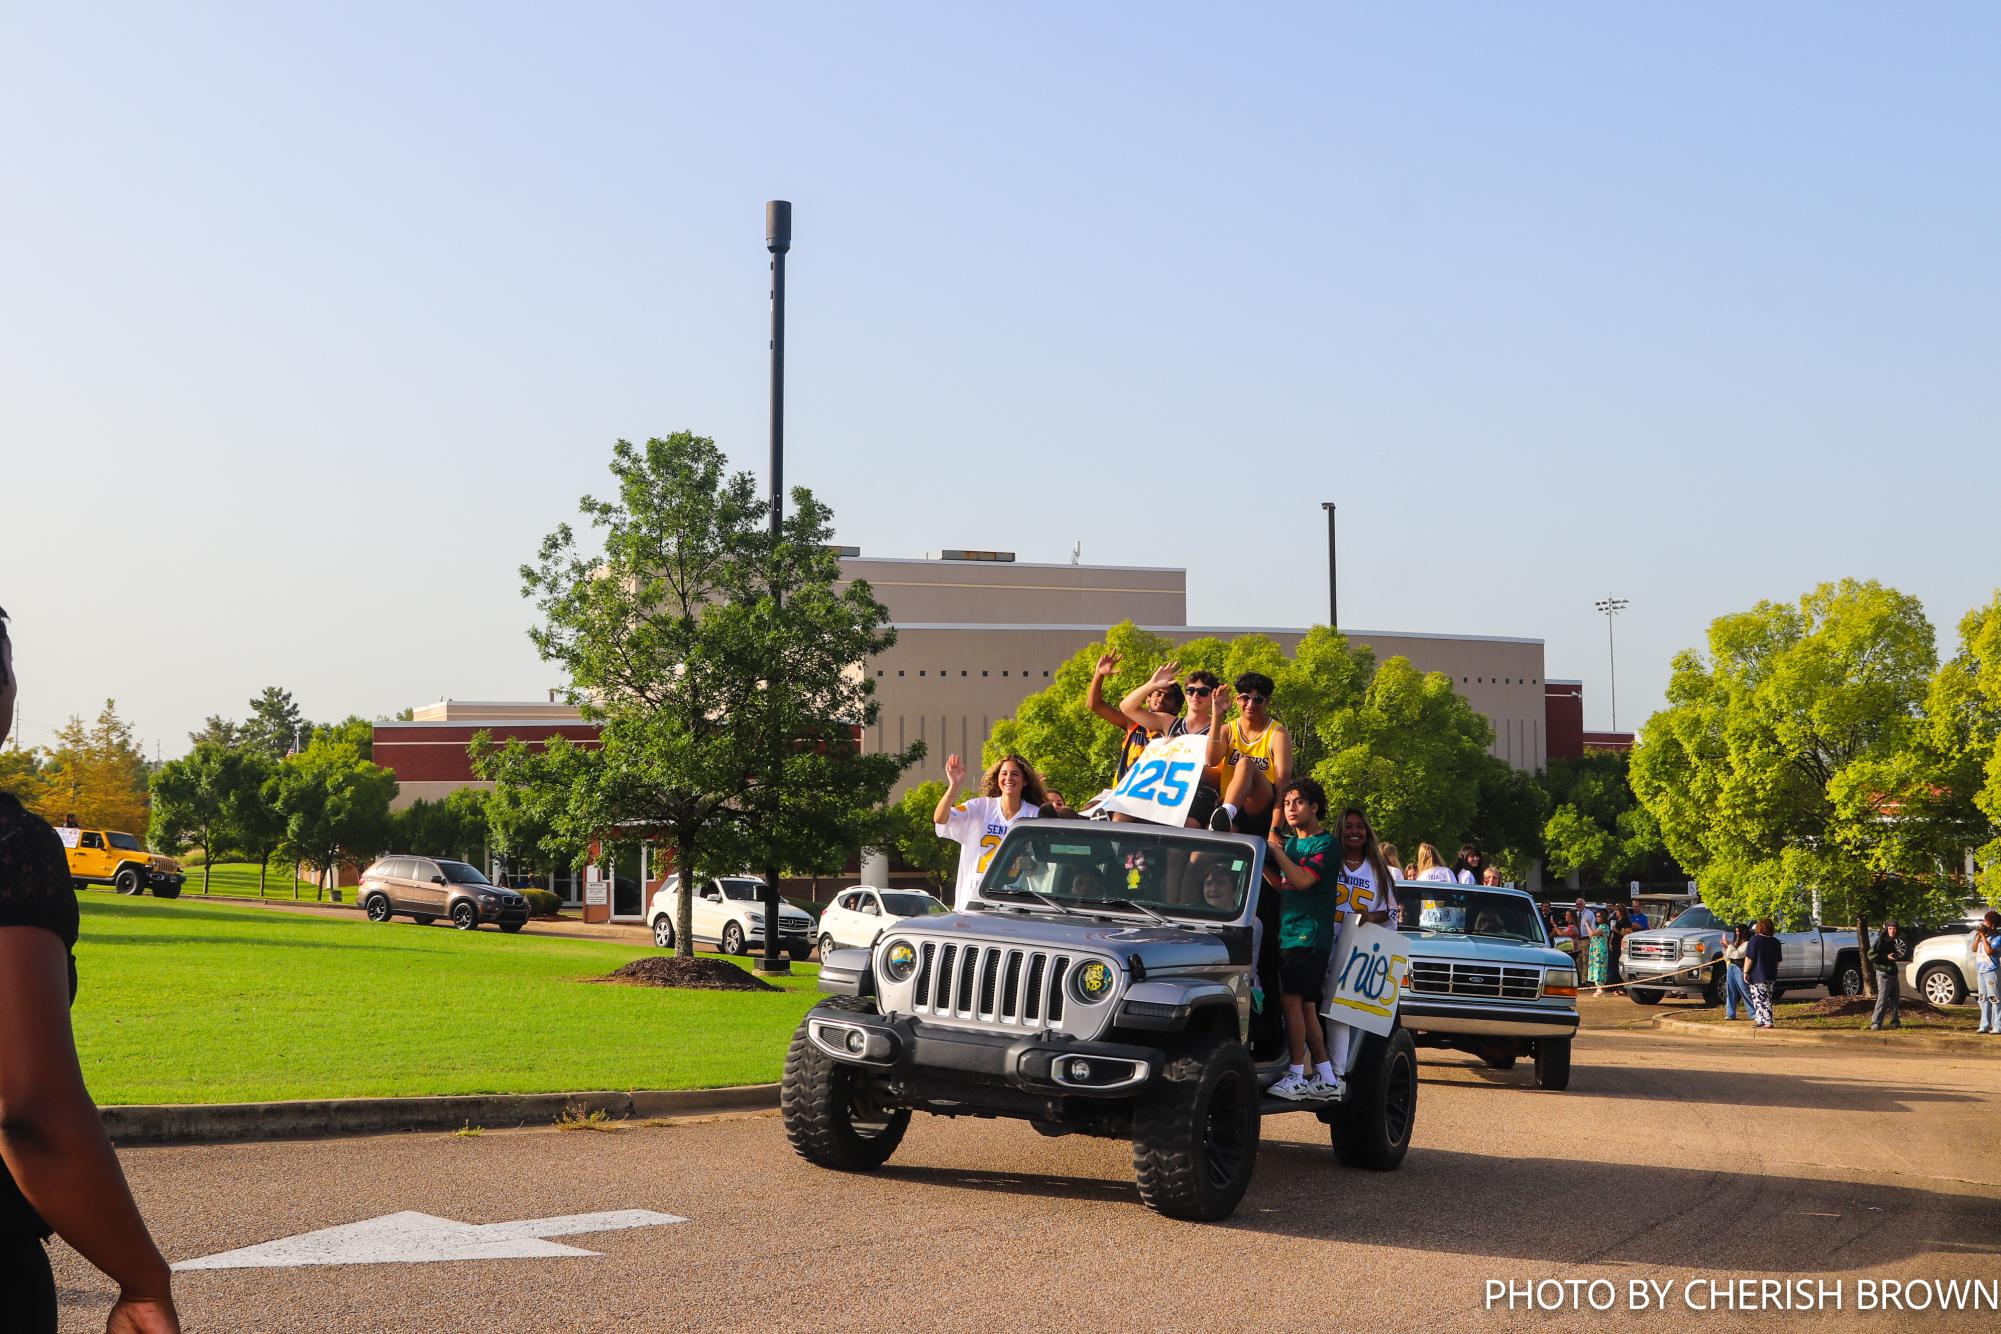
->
<box><xmin>1621</xmin><ymin>904</ymin><xmax>1866</xmax><ymax>1004</ymax></box>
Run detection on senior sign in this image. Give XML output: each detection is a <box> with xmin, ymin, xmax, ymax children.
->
<box><xmin>1320</xmin><ymin>919</ymin><xmax>1409</xmax><ymax>1036</ymax></box>
<box><xmin>1086</xmin><ymin>733</ymin><xmax>1209</xmax><ymax>826</ymax></box>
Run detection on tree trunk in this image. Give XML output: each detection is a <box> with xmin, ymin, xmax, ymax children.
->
<box><xmin>258</xmin><ymin>855</ymin><xmax>269</xmax><ymax>896</ymax></box>
<box><xmin>1856</xmin><ymin>911</ymin><xmax>1874</xmax><ymax>998</ymax></box>
<box><xmin>676</xmin><ymin>836</ymin><xmax>696</xmax><ymax>959</ymax></box>
<box><xmin>202</xmin><ymin>852</ymin><xmax>212</xmax><ymax>895</ymax></box>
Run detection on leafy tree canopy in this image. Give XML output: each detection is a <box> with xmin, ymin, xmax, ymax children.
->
<box><xmin>242</xmin><ymin>686</ymin><xmax>308</xmax><ymax>759</ymax></box>
<box><xmin>149</xmin><ymin>741</ymin><xmax>260</xmax><ymax>893</ymax></box>
<box><xmin>32</xmin><ymin>700</ymin><xmax>150</xmax><ymax>833</ymax></box>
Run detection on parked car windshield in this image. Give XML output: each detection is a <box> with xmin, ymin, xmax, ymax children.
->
<box><xmin>1406</xmin><ymin>888</ymin><xmax>1546</xmax><ymax>944</ymax></box>
<box><xmin>108</xmin><ymin>832</ymin><xmax>144</xmax><ymax>851</ymax></box>
<box><xmin>438</xmin><ymin>861</ymin><xmax>491</xmax><ymax>885</ymax></box>
<box><xmin>880</xmin><ymin>893</ymin><xmax>947</xmax><ymax>917</ymax></box>
<box><xmin>1669</xmin><ymin>906</ymin><xmax>1721</xmax><ymax>930</ymax></box>
<box><xmin>978</xmin><ymin>825</ymin><xmax>1252</xmax><ymax>920</ymax></box>
<box><xmin>721</xmin><ymin>879</ymin><xmax>768</xmax><ymax>901</ymax></box>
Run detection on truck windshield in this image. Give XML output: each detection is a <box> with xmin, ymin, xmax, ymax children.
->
<box><xmin>1669</xmin><ymin>906</ymin><xmax>1721</xmax><ymax>930</ymax></box>
<box><xmin>977</xmin><ymin>825</ymin><xmax>1251</xmax><ymax>920</ymax></box>
<box><xmin>108</xmin><ymin>833</ymin><xmax>144</xmax><ymax>851</ymax></box>
<box><xmin>1405</xmin><ymin>888</ymin><xmax>1545</xmax><ymax>944</ymax></box>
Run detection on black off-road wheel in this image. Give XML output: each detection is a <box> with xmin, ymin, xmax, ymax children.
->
<box><xmin>1534</xmin><ymin>1037</ymin><xmax>1572</xmax><ymax>1091</ymax></box>
<box><xmin>114</xmin><ymin>867</ymin><xmax>144</xmax><ymax>895</ymax></box>
<box><xmin>365</xmin><ymin>895</ymin><xmax>392</xmax><ymax>923</ymax></box>
<box><xmin>1329</xmin><ymin>1028</ymin><xmax>1417</xmax><ymax>1170</ymax></box>
<box><xmin>1131</xmin><ymin>1035</ymin><xmax>1260</xmax><ymax>1221</ymax></box>
<box><xmin>781</xmin><ymin>1002</ymin><xmax>909</xmax><ymax>1171</ymax></box>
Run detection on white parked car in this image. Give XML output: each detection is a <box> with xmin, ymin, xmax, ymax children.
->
<box><xmin>815</xmin><ymin>886</ymin><xmax>949</xmax><ymax>957</ymax></box>
<box><xmin>1902</xmin><ymin>924</ymin><xmax>1983</xmax><ymax>1007</ymax></box>
<box><xmin>648</xmin><ymin>873</ymin><xmax>814</xmax><ymax>961</ymax></box>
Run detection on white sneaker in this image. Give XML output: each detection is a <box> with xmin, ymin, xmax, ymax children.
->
<box><xmin>1306</xmin><ymin>1073</ymin><xmax>1345</xmax><ymax>1101</ymax></box>
<box><xmin>1270</xmin><ymin>1071</ymin><xmax>1312</xmax><ymax>1100</ymax></box>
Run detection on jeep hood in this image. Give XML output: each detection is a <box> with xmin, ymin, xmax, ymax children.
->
<box><xmin>892</xmin><ymin>909</ymin><xmax>1232</xmax><ymax>969</ymax></box>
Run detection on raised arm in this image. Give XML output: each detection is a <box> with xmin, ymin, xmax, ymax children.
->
<box><xmin>1084</xmin><ymin>653</ymin><xmax>1130</xmax><ymax>729</ymax></box>
<box><xmin>933</xmin><ymin>753</ymin><xmax>968</xmax><ymax>826</ymax></box>
<box><xmin>1206</xmin><ymin>685</ymin><xmax>1236</xmax><ymax>766</ymax></box>
<box><xmin>1119</xmin><ymin>660</ymin><xmax>1181</xmax><ymax>734</ymax></box>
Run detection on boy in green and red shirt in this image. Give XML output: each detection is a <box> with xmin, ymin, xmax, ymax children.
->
<box><xmin>1262</xmin><ymin>777</ymin><xmax>1341</xmax><ymax>1100</ymax></box>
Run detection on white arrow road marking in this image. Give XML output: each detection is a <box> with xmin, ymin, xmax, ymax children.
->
<box><xmin>174</xmin><ymin>1209</ymin><xmax>688</xmax><ymax>1270</ymax></box>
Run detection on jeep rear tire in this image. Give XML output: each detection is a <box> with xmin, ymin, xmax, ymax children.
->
<box><xmin>1533</xmin><ymin>1037</ymin><xmax>1572</xmax><ymax>1091</ymax></box>
<box><xmin>781</xmin><ymin>1004</ymin><xmax>909</xmax><ymax>1171</ymax></box>
<box><xmin>114</xmin><ymin>867</ymin><xmax>144</xmax><ymax>895</ymax></box>
<box><xmin>1329</xmin><ymin>1028</ymin><xmax>1417</xmax><ymax>1171</ymax></box>
<box><xmin>1131</xmin><ymin>1035</ymin><xmax>1260</xmax><ymax>1221</ymax></box>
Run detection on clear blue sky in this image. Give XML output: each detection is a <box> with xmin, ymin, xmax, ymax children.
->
<box><xmin>5</xmin><ymin>3</ymin><xmax>1996</xmax><ymax>757</ymax></box>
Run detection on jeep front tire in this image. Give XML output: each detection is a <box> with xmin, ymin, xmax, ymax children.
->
<box><xmin>1328</xmin><ymin>1028</ymin><xmax>1417</xmax><ymax>1170</ymax></box>
<box><xmin>781</xmin><ymin>1007</ymin><xmax>909</xmax><ymax>1171</ymax></box>
<box><xmin>114</xmin><ymin>867</ymin><xmax>144</xmax><ymax>895</ymax></box>
<box><xmin>1131</xmin><ymin>1035</ymin><xmax>1260</xmax><ymax>1221</ymax></box>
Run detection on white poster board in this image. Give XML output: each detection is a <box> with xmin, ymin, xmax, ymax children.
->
<box><xmin>1086</xmin><ymin>733</ymin><xmax>1209</xmax><ymax>826</ymax></box>
<box><xmin>56</xmin><ymin>826</ymin><xmax>81</xmax><ymax>849</ymax></box>
<box><xmin>1320</xmin><ymin>919</ymin><xmax>1409</xmax><ymax>1037</ymax></box>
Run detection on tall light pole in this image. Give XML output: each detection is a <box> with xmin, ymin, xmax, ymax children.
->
<box><xmin>757</xmin><ymin>200</ymin><xmax>793</xmax><ymax>976</ymax></box>
<box><xmin>1594</xmin><ymin>596</ymin><xmax>1629</xmax><ymax>732</ymax></box>
<box><xmin>1321</xmin><ymin>503</ymin><xmax>1337</xmax><ymax>629</ymax></box>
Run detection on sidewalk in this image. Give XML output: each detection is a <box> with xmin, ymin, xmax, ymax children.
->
<box><xmin>171</xmin><ymin>891</ymin><xmax>658</xmax><ymax>945</ymax></box>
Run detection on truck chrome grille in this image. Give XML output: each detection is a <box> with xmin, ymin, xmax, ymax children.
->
<box><xmin>1409</xmin><ymin>960</ymin><xmax>1543</xmax><ymax>1000</ymax></box>
<box><xmin>910</xmin><ymin>940</ymin><xmax>1078</xmax><ymax>1031</ymax></box>
<box><xmin>1626</xmin><ymin>939</ymin><xmax>1677</xmax><ymax>960</ymax></box>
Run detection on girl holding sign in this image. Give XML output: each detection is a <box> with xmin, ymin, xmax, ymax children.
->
<box><xmin>933</xmin><ymin>753</ymin><xmax>1046</xmax><ymax>910</ymax></box>
<box><xmin>1319</xmin><ymin>804</ymin><xmax>1401</xmax><ymax>1086</ymax></box>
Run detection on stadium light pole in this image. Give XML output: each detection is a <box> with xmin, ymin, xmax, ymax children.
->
<box><xmin>1594</xmin><ymin>596</ymin><xmax>1629</xmax><ymax>732</ymax></box>
<box><xmin>1321</xmin><ymin>503</ymin><xmax>1337</xmax><ymax>629</ymax></box>
<box><xmin>759</xmin><ymin>200</ymin><xmax>792</xmax><ymax>976</ymax></box>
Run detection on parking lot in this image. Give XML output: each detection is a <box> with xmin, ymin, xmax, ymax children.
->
<box><xmin>44</xmin><ymin>996</ymin><xmax>2000</xmax><ymax>1332</ymax></box>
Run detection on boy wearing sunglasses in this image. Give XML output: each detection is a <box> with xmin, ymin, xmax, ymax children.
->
<box><xmin>1205</xmin><ymin>672</ymin><xmax>1292</xmax><ymax>836</ymax></box>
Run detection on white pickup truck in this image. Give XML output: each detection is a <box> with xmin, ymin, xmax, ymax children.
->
<box><xmin>1620</xmin><ymin>904</ymin><xmax>1865</xmax><ymax>1005</ymax></box>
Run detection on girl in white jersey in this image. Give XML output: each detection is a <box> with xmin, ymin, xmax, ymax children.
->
<box><xmin>1318</xmin><ymin>805</ymin><xmax>1400</xmax><ymax>1091</ymax></box>
<box><xmin>933</xmin><ymin>752</ymin><xmax>1045</xmax><ymax>910</ymax></box>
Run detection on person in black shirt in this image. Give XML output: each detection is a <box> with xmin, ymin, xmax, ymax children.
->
<box><xmin>0</xmin><ymin>609</ymin><xmax>179</xmax><ymax>1333</ymax></box>
<box><xmin>1744</xmin><ymin>918</ymin><xmax>1785</xmax><ymax>1029</ymax></box>
<box><xmin>1867</xmin><ymin>920</ymin><xmax>1912</xmax><ymax>1030</ymax></box>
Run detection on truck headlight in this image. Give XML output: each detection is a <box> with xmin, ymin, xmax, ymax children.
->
<box><xmin>1682</xmin><ymin>939</ymin><xmax>1707</xmax><ymax>958</ymax></box>
<box><xmin>1071</xmin><ymin>959</ymin><xmax>1117</xmax><ymax>1005</ymax></box>
<box><xmin>1544</xmin><ymin>967</ymin><xmax>1578</xmax><ymax>997</ymax></box>
<box><xmin>882</xmin><ymin>940</ymin><xmax>918</xmax><ymax>982</ymax></box>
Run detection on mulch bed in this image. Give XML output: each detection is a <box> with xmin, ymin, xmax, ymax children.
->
<box><xmin>1787</xmin><ymin>994</ymin><xmax>1946</xmax><ymax>1019</ymax></box>
<box><xmin>597</xmin><ymin>957</ymin><xmax>780</xmax><ymax>992</ymax></box>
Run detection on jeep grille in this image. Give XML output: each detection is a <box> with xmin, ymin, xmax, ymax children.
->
<box><xmin>912</xmin><ymin>941</ymin><xmax>1075</xmax><ymax>1030</ymax></box>
<box><xmin>1409</xmin><ymin>960</ymin><xmax>1543</xmax><ymax>1001</ymax></box>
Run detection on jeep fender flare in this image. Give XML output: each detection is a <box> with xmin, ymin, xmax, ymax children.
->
<box><xmin>1115</xmin><ymin>978</ymin><xmax>1239</xmax><ymax>1033</ymax></box>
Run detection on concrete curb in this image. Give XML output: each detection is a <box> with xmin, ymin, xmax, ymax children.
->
<box><xmin>101</xmin><ymin>1084</ymin><xmax>781</xmax><ymax>1146</ymax></box>
<box><xmin>1653</xmin><ymin>1014</ymin><xmax>1997</xmax><ymax>1052</ymax></box>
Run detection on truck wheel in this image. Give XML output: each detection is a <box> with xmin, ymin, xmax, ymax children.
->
<box><xmin>1533</xmin><ymin>1037</ymin><xmax>1572</xmax><ymax>1091</ymax></box>
<box><xmin>1132</xmin><ymin>1035</ymin><xmax>1260</xmax><ymax>1221</ymax></box>
<box><xmin>1702</xmin><ymin>968</ymin><xmax>1723</xmax><ymax>1006</ymax></box>
<box><xmin>1833</xmin><ymin>956</ymin><xmax>1864</xmax><ymax>997</ymax></box>
<box><xmin>1919</xmin><ymin>965</ymin><xmax>1966</xmax><ymax>1008</ymax></box>
<box><xmin>1630</xmin><ymin>989</ymin><xmax>1662</xmax><ymax>1006</ymax></box>
<box><xmin>781</xmin><ymin>1005</ymin><xmax>909</xmax><ymax>1171</ymax></box>
<box><xmin>1329</xmin><ymin>1029</ymin><xmax>1417</xmax><ymax>1171</ymax></box>
<box><xmin>114</xmin><ymin>867</ymin><xmax>144</xmax><ymax>895</ymax></box>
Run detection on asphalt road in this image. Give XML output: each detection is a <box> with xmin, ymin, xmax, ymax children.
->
<box><xmin>51</xmin><ymin>998</ymin><xmax>2001</xmax><ymax>1333</ymax></box>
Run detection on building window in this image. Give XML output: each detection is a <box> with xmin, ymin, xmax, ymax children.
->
<box><xmin>919</xmin><ymin>670</ymin><xmax>925</xmax><ymax>677</ymax></box>
<box><xmin>898</xmin><ymin>670</ymin><xmax>905</xmax><ymax>677</ymax></box>
<box><xmin>1002</xmin><ymin>671</ymin><xmax>1008</xmax><ymax>677</ymax></box>
<box><xmin>1043</xmin><ymin>671</ymin><xmax>1050</xmax><ymax>677</ymax></box>
<box><xmin>961</xmin><ymin>671</ymin><xmax>968</xmax><ymax>677</ymax></box>
<box><xmin>876</xmin><ymin>670</ymin><xmax>884</xmax><ymax>677</ymax></box>
<box><xmin>982</xmin><ymin>670</ymin><xmax>989</xmax><ymax>677</ymax></box>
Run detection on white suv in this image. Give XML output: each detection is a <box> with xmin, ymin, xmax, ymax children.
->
<box><xmin>816</xmin><ymin>886</ymin><xmax>949</xmax><ymax>958</ymax></box>
<box><xmin>1903</xmin><ymin>925</ymin><xmax>1983</xmax><ymax>1007</ymax></box>
<box><xmin>648</xmin><ymin>874</ymin><xmax>814</xmax><ymax>960</ymax></box>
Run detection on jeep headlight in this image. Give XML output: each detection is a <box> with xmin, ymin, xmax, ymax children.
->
<box><xmin>1071</xmin><ymin>959</ymin><xmax>1117</xmax><ymax>1005</ymax></box>
<box><xmin>882</xmin><ymin>940</ymin><xmax>918</xmax><ymax>983</ymax></box>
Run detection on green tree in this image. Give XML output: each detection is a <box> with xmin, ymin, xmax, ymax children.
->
<box><xmin>272</xmin><ymin>733</ymin><xmax>397</xmax><ymax>898</ymax></box>
<box><xmin>312</xmin><ymin>715</ymin><xmax>375</xmax><ymax>760</ymax></box>
<box><xmin>488</xmin><ymin>433</ymin><xmax>918</xmax><ymax>957</ymax></box>
<box><xmin>33</xmin><ymin>701</ymin><xmax>150</xmax><ymax>832</ymax></box>
<box><xmin>1539</xmin><ymin>750</ymin><xmax>1664</xmax><ymax>888</ymax></box>
<box><xmin>882</xmin><ymin>779</ymin><xmax>957</xmax><ymax>892</ymax></box>
<box><xmin>486</xmin><ymin>764</ymin><xmax>586</xmax><ymax>877</ymax></box>
<box><xmin>1630</xmin><ymin>580</ymin><xmax>1966</xmax><ymax>987</ymax></box>
<box><xmin>242</xmin><ymin>686</ymin><xmax>307</xmax><ymax>759</ymax></box>
<box><xmin>1925</xmin><ymin>591</ymin><xmax>2001</xmax><ymax>905</ymax></box>
<box><xmin>148</xmin><ymin>742</ymin><xmax>256</xmax><ymax>893</ymax></box>
<box><xmin>188</xmin><ymin>715</ymin><xmax>243</xmax><ymax>749</ymax></box>
<box><xmin>390</xmin><ymin>790</ymin><xmax>491</xmax><ymax>862</ymax></box>
<box><xmin>230</xmin><ymin>751</ymin><xmax>287</xmax><ymax>895</ymax></box>
<box><xmin>0</xmin><ymin>746</ymin><xmax>47</xmax><ymax>807</ymax></box>
<box><xmin>983</xmin><ymin>621</ymin><xmax>1181</xmax><ymax>804</ymax></box>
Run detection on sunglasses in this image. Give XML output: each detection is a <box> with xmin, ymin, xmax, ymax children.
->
<box><xmin>1185</xmin><ymin>686</ymin><xmax>1212</xmax><ymax>697</ymax></box>
<box><xmin>1238</xmin><ymin>693</ymin><xmax>1267</xmax><ymax>705</ymax></box>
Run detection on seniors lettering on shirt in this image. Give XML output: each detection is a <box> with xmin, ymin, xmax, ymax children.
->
<box><xmin>1332</xmin><ymin>865</ymin><xmax>1389</xmax><ymax>924</ymax></box>
<box><xmin>963</xmin><ymin>808</ymin><xmax>1011</xmax><ymax>873</ymax></box>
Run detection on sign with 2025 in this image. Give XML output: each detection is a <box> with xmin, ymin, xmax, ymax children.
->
<box><xmin>1088</xmin><ymin>733</ymin><xmax>1210</xmax><ymax>826</ymax></box>
<box><xmin>1320</xmin><ymin>919</ymin><xmax>1409</xmax><ymax>1036</ymax></box>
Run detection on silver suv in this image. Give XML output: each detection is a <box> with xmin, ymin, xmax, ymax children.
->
<box><xmin>780</xmin><ymin>819</ymin><xmax>1417</xmax><ymax>1223</ymax></box>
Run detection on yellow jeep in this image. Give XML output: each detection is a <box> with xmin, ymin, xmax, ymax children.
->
<box><xmin>57</xmin><ymin>827</ymin><xmax>186</xmax><ymax>898</ymax></box>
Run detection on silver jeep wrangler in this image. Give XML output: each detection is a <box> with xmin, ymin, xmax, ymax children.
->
<box><xmin>781</xmin><ymin>819</ymin><xmax>1416</xmax><ymax>1222</ymax></box>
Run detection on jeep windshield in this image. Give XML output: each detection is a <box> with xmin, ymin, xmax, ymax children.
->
<box><xmin>977</xmin><ymin>825</ymin><xmax>1252</xmax><ymax>920</ymax></box>
<box><xmin>1406</xmin><ymin>887</ymin><xmax>1546</xmax><ymax>944</ymax></box>
<box><xmin>107</xmin><ymin>833</ymin><xmax>144</xmax><ymax>852</ymax></box>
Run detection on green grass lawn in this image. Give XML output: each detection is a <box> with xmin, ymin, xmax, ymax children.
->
<box><xmin>174</xmin><ymin>861</ymin><xmax>334</xmax><ymax>901</ymax></box>
<box><xmin>73</xmin><ymin>896</ymin><xmax>819</xmax><ymax>1105</ymax></box>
